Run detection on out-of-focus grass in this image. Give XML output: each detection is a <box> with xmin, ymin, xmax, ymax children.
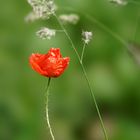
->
<box><xmin>0</xmin><ymin>0</ymin><xmax>140</xmax><ymax>140</ymax></box>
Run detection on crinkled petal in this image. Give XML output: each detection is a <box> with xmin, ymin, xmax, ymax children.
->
<box><xmin>29</xmin><ymin>54</ymin><xmax>48</xmax><ymax>76</ymax></box>
<box><xmin>29</xmin><ymin>48</ymin><xmax>70</xmax><ymax>78</ymax></box>
<box><xmin>48</xmin><ymin>48</ymin><xmax>61</xmax><ymax>58</ymax></box>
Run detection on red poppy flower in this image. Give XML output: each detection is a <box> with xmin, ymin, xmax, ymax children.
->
<box><xmin>29</xmin><ymin>48</ymin><xmax>70</xmax><ymax>77</ymax></box>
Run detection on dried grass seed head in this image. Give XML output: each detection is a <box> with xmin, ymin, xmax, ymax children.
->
<box><xmin>59</xmin><ymin>14</ymin><xmax>80</xmax><ymax>24</ymax></box>
<box><xmin>109</xmin><ymin>0</ymin><xmax>128</xmax><ymax>6</ymax></box>
<box><xmin>82</xmin><ymin>31</ymin><xmax>93</xmax><ymax>44</ymax></box>
<box><xmin>27</xmin><ymin>0</ymin><xmax>57</xmax><ymax>19</ymax></box>
<box><xmin>36</xmin><ymin>27</ymin><xmax>56</xmax><ymax>39</ymax></box>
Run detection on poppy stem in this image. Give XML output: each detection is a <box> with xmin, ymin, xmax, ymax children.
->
<box><xmin>54</xmin><ymin>13</ymin><xmax>109</xmax><ymax>140</ymax></box>
<box><xmin>45</xmin><ymin>78</ymin><xmax>55</xmax><ymax>140</ymax></box>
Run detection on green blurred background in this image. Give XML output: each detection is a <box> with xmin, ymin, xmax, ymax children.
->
<box><xmin>0</xmin><ymin>0</ymin><xmax>140</xmax><ymax>140</ymax></box>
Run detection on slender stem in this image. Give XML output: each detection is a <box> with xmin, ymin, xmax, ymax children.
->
<box><xmin>81</xmin><ymin>43</ymin><xmax>86</xmax><ymax>63</ymax></box>
<box><xmin>84</xmin><ymin>14</ymin><xmax>128</xmax><ymax>47</ymax></box>
<box><xmin>54</xmin><ymin>13</ymin><xmax>109</xmax><ymax>140</ymax></box>
<box><xmin>128</xmin><ymin>0</ymin><xmax>140</xmax><ymax>5</ymax></box>
<box><xmin>132</xmin><ymin>13</ymin><xmax>140</xmax><ymax>42</ymax></box>
<box><xmin>58</xmin><ymin>7</ymin><xmax>139</xmax><ymax>60</ymax></box>
<box><xmin>55</xmin><ymin>29</ymin><xmax>64</xmax><ymax>32</ymax></box>
<box><xmin>53</xmin><ymin>14</ymin><xmax>81</xmax><ymax>61</ymax></box>
<box><xmin>59</xmin><ymin>7</ymin><xmax>128</xmax><ymax>47</ymax></box>
<box><xmin>45</xmin><ymin>78</ymin><xmax>55</xmax><ymax>140</ymax></box>
<box><xmin>80</xmin><ymin>64</ymin><xmax>109</xmax><ymax>140</ymax></box>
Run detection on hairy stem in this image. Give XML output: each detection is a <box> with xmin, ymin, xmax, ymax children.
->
<box><xmin>54</xmin><ymin>13</ymin><xmax>109</xmax><ymax>140</ymax></box>
<box><xmin>45</xmin><ymin>78</ymin><xmax>55</xmax><ymax>140</ymax></box>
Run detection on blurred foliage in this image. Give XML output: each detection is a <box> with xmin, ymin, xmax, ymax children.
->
<box><xmin>0</xmin><ymin>0</ymin><xmax>140</xmax><ymax>140</ymax></box>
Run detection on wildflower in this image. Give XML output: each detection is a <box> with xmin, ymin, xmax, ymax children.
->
<box><xmin>29</xmin><ymin>48</ymin><xmax>70</xmax><ymax>77</ymax></box>
<box><xmin>109</xmin><ymin>0</ymin><xmax>128</xmax><ymax>6</ymax></box>
<box><xmin>59</xmin><ymin>14</ymin><xmax>80</xmax><ymax>24</ymax></box>
<box><xmin>82</xmin><ymin>31</ymin><xmax>93</xmax><ymax>44</ymax></box>
<box><xmin>27</xmin><ymin>0</ymin><xmax>57</xmax><ymax>19</ymax></box>
<box><xmin>36</xmin><ymin>27</ymin><xmax>56</xmax><ymax>40</ymax></box>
